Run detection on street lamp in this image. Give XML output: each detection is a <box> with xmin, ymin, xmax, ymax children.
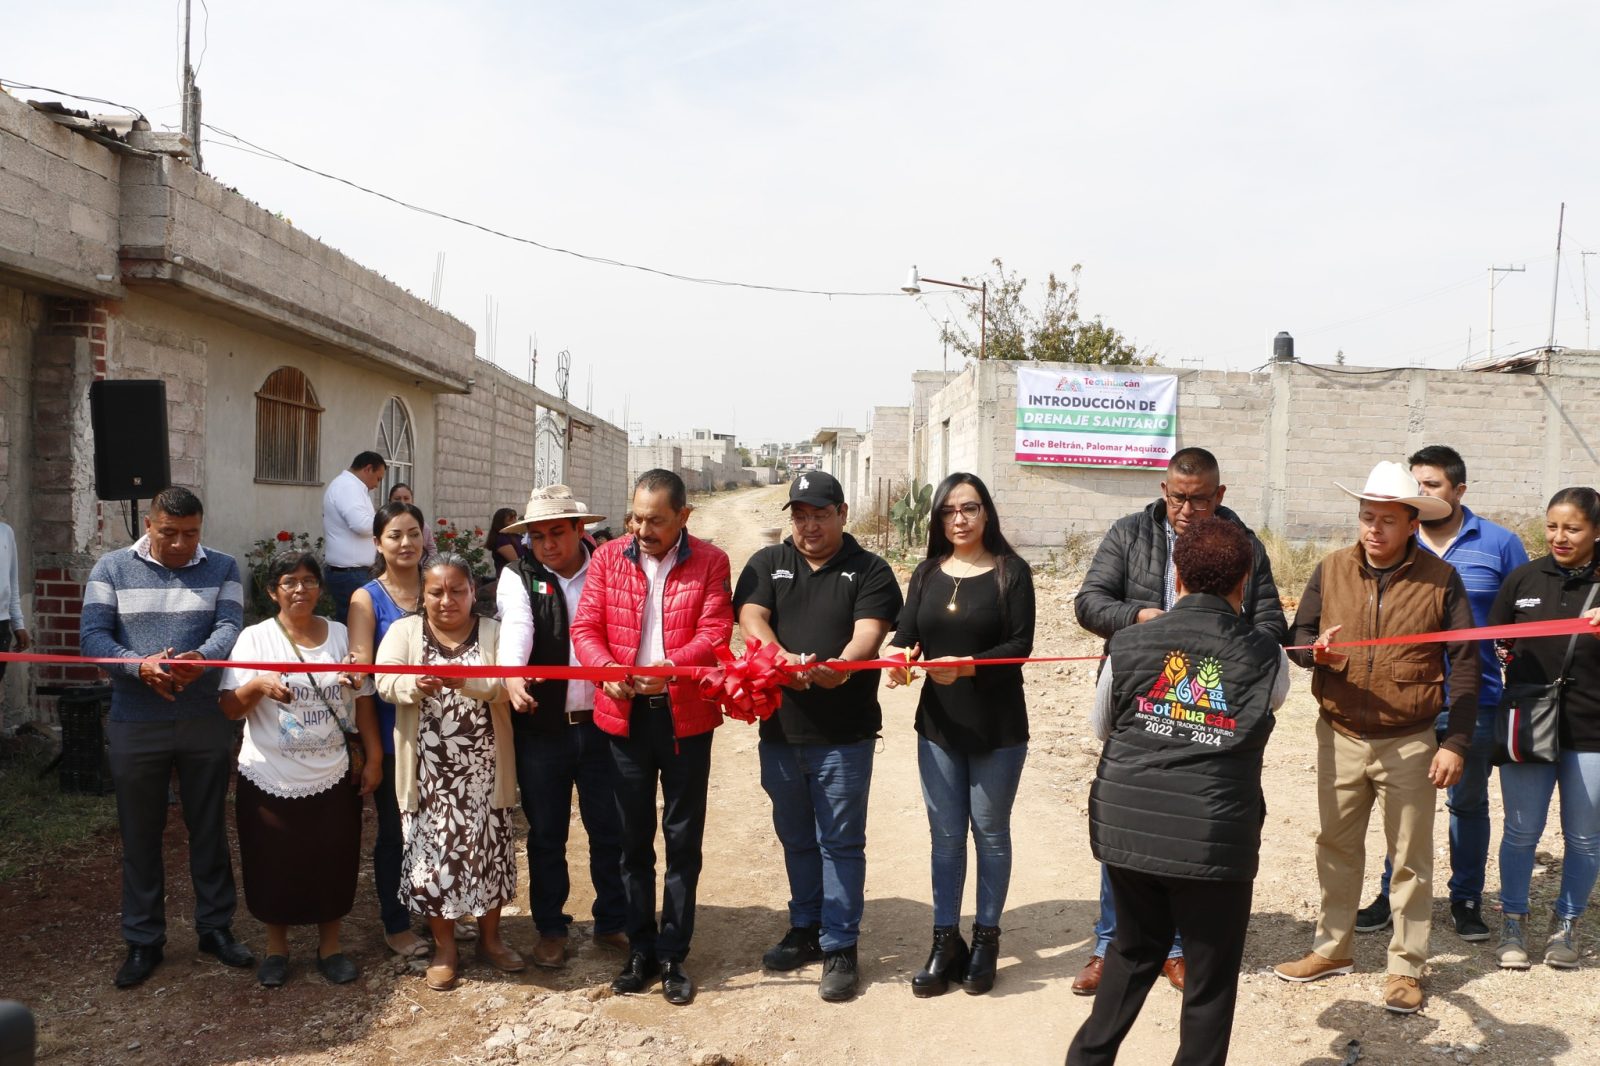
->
<box><xmin>902</xmin><ymin>265</ymin><xmax>987</xmax><ymax>361</ymax></box>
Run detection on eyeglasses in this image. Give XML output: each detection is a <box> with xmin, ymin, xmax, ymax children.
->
<box><xmin>938</xmin><ymin>503</ymin><xmax>985</xmax><ymax>522</ymax></box>
<box><xmin>277</xmin><ymin>578</ymin><xmax>322</xmax><ymax>591</ymax></box>
<box><xmin>1165</xmin><ymin>492</ymin><xmax>1218</xmax><ymax>512</ymax></box>
<box><xmin>791</xmin><ymin>509</ymin><xmax>837</xmax><ymax>527</ymax></box>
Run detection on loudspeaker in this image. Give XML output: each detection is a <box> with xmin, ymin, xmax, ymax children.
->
<box><xmin>89</xmin><ymin>380</ymin><xmax>171</xmax><ymax>501</ymax></box>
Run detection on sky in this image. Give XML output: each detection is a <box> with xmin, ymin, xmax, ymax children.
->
<box><xmin>6</xmin><ymin>1</ymin><xmax>1599</xmax><ymax>444</ymax></box>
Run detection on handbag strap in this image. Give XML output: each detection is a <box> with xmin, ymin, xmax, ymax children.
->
<box><xmin>272</xmin><ymin>615</ymin><xmax>353</xmax><ymax>731</ymax></box>
<box><xmin>1554</xmin><ymin>581</ymin><xmax>1600</xmax><ymax>685</ymax></box>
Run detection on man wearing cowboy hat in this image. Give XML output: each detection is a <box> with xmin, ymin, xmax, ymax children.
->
<box><xmin>1274</xmin><ymin>461</ymin><xmax>1479</xmax><ymax>1015</ymax></box>
<box><xmin>495</xmin><ymin>485</ymin><xmax>627</xmax><ymax>970</ymax></box>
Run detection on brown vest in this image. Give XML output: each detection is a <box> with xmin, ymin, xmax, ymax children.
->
<box><xmin>1312</xmin><ymin>542</ymin><xmax>1454</xmax><ymax>739</ymax></box>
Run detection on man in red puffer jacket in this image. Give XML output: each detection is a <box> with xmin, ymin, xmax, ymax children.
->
<box><xmin>571</xmin><ymin>469</ymin><xmax>733</xmax><ymax>1006</ymax></box>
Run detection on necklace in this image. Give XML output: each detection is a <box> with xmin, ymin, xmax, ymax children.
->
<box><xmin>945</xmin><ymin>555</ymin><xmax>987</xmax><ymax>612</ymax></box>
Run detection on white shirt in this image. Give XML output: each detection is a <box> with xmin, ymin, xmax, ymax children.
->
<box><xmin>495</xmin><ymin>551</ymin><xmax>594</xmax><ymax>713</ymax></box>
<box><xmin>221</xmin><ymin>619</ymin><xmax>374</xmax><ymax>798</ymax></box>
<box><xmin>635</xmin><ymin>542</ymin><xmax>679</xmax><ymax>666</ymax></box>
<box><xmin>322</xmin><ymin>470</ymin><xmax>377</xmax><ymax>567</ymax></box>
<box><xmin>0</xmin><ymin>522</ymin><xmax>25</xmax><ymax>628</ymax></box>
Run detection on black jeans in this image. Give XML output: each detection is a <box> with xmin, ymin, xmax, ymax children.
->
<box><xmin>107</xmin><ymin>715</ymin><xmax>238</xmax><ymax>946</ymax></box>
<box><xmin>513</xmin><ymin>716</ymin><xmax>626</xmax><ymax>937</ymax></box>
<box><xmin>609</xmin><ymin>696</ymin><xmax>714</xmax><ymax>963</ymax></box>
<box><xmin>371</xmin><ymin>752</ymin><xmax>410</xmax><ymax>935</ymax></box>
<box><xmin>1066</xmin><ymin>866</ymin><xmax>1253</xmax><ymax>1066</ymax></box>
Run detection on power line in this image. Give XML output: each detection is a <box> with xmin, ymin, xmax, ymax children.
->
<box><xmin>0</xmin><ymin>78</ymin><xmax>145</xmax><ymax>119</ymax></box>
<box><xmin>203</xmin><ymin>123</ymin><xmax>921</xmax><ymax>299</ymax></box>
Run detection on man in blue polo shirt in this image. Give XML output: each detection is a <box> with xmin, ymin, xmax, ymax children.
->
<box><xmin>734</xmin><ymin>471</ymin><xmax>902</xmax><ymax>1002</ymax></box>
<box><xmin>1355</xmin><ymin>445</ymin><xmax>1528</xmax><ymax>941</ymax></box>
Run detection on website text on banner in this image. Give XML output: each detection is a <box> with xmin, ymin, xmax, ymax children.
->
<box><xmin>1014</xmin><ymin>367</ymin><xmax>1179</xmax><ymax>469</ymax></box>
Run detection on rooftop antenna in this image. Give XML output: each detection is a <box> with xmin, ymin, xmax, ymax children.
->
<box><xmin>429</xmin><ymin>252</ymin><xmax>446</xmax><ymax>306</ymax></box>
<box><xmin>483</xmin><ymin>295</ymin><xmax>500</xmax><ymax>363</ymax></box>
<box><xmin>1487</xmin><ymin>264</ymin><xmax>1525</xmax><ymax>360</ymax></box>
<box><xmin>180</xmin><ymin>0</ymin><xmax>202</xmax><ymax>169</ymax></box>
<box><xmin>1582</xmin><ymin>251</ymin><xmax>1595</xmax><ymax>349</ymax></box>
<box><xmin>1546</xmin><ymin>202</ymin><xmax>1566</xmax><ymax>351</ymax></box>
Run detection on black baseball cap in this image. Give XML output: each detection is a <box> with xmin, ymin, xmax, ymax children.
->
<box><xmin>783</xmin><ymin>471</ymin><xmax>845</xmax><ymax>510</ymax></box>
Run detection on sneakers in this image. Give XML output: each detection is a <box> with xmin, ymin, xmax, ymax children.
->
<box><xmin>1383</xmin><ymin>974</ymin><xmax>1423</xmax><ymax>1014</ymax></box>
<box><xmin>1450</xmin><ymin>899</ymin><xmax>1492</xmax><ymax>942</ymax></box>
<box><xmin>1544</xmin><ymin>911</ymin><xmax>1581</xmax><ymax>970</ymax></box>
<box><xmin>1496</xmin><ymin>914</ymin><xmax>1531</xmax><ymax>970</ymax></box>
<box><xmin>1354</xmin><ymin>894</ymin><xmax>1392</xmax><ymax>933</ymax></box>
<box><xmin>818</xmin><ymin>946</ymin><xmax>859</xmax><ymax>1002</ymax></box>
<box><xmin>1274</xmin><ymin>951</ymin><xmax>1355</xmax><ymax>983</ymax></box>
<box><xmin>763</xmin><ymin>925</ymin><xmax>824</xmax><ymax>972</ymax></box>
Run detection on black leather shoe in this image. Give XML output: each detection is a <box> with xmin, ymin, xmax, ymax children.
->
<box><xmin>818</xmin><ymin>945</ymin><xmax>859</xmax><ymax>1002</ymax></box>
<box><xmin>963</xmin><ymin>923</ymin><xmax>1000</xmax><ymax>995</ymax></box>
<box><xmin>257</xmin><ymin>954</ymin><xmax>289</xmax><ymax>988</ymax></box>
<box><xmin>316</xmin><ymin>952</ymin><xmax>360</xmax><ymax>984</ymax></box>
<box><xmin>911</xmin><ymin>925</ymin><xmax>968</xmax><ymax>998</ymax></box>
<box><xmin>114</xmin><ymin>943</ymin><xmax>163</xmax><ymax>988</ymax></box>
<box><xmin>763</xmin><ymin>925</ymin><xmax>823</xmax><ymax>972</ymax></box>
<box><xmin>660</xmin><ymin>960</ymin><xmax>695</xmax><ymax>1006</ymax></box>
<box><xmin>198</xmin><ymin>928</ymin><xmax>256</xmax><ymax>968</ymax></box>
<box><xmin>611</xmin><ymin>949</ymin><xmax>658</xmax><ymax>994</ymax></box>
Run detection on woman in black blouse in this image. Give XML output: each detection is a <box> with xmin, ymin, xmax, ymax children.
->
<box><xmin>889</xmin><ymin>472</ymin><xmax>1035</xmax><ymax>997</ymax></box>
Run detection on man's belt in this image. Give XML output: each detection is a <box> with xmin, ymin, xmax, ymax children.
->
<box><xmin>634</xmin><ymin>693</ymin><xmax>671</xmax><ymax>710</ymax></box>
<box><xmin>565</xmin><ymin>708</ymin><xmax>594</xmax><ymax>725</ymax></box>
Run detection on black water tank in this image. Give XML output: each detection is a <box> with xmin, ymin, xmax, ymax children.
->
<box><xmin>1273</xmin><ymin>332</ymin><xmax>1295</xmax><ymax>362</ymax></box>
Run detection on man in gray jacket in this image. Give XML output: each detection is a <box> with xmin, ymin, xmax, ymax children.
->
<box><xmin>1070</xmin><ymin>446</ymin><xmax>1287</xmax><ymax>995</ymax></box>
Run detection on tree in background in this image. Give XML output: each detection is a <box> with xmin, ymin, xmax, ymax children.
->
<box><xmin>939</xmin><ymin>259</ymin><xmax>1158</xmax><ymax>366</ymax></box>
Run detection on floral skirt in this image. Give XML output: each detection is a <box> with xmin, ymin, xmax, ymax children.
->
<box><xmin>400</xmin><ymin>692</ymin><xmax>516</xmax><ymax>919</ymax></box>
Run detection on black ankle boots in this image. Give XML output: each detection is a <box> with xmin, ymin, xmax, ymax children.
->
<box><xmin>911</xmin><ymin>925</ymin><xmax>970</xmax><ymax>998</ymax></box>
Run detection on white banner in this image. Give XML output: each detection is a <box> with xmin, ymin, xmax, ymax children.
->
<box><xmin>1014</xmin><ymin>367</ymin><xmax>1179</xmax><ymax>468</ymax></box>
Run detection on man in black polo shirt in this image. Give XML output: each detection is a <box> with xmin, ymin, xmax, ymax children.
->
<box><xmin>734</xmin><ymin>471</ymin><xmax>903</xmax><ymax>1002</ymax></box>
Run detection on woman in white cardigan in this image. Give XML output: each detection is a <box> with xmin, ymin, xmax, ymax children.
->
<box><xmin>377</xmin><ymin>553</ymin><xmax>521</xmax><ymax>991</ymax></box>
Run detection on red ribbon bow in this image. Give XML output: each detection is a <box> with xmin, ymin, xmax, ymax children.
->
<box><xmin>699</xmin><ymin>639</ymin><xmax>788</xmax><ymax>724</ymax></box>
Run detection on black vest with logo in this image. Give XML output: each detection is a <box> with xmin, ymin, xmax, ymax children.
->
<box><xmin>1090</xmin><ymin>593</ymin><xmax>1280</xmax><ymax>881</ymax></box>
<box><xmin>507</xmin><ymin>553</ymin><xmax>581</xmax><ymax>736</ymax></box>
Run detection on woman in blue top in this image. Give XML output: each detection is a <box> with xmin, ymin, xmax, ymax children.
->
<box><xmin>347</xmin><ymin>501</ymin><xmax>427</xmax><ymax>958</ymax></box>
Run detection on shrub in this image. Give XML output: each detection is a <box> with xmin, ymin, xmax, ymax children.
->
<box><xmin>434</xmin><ymin>519</ymin><xmax>492</xmax><ymax>579</ymax></box>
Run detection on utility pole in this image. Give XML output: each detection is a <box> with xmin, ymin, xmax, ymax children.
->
<box><xmin>1546</xmin><ymin>202</ymin><xmax>1566</xmax><ymax>351</ymax></box>
<box><xmin>1488</xmin><ymin>264</ymin><xmax>1525</xmax><ymax>360</ymax></box>
<box><xmin>180</xmin><ymin>0</ymin><xmax>202</xmax><ymax>169</ymax></box>
<box><xmin>1582</xmin><ymin>250</ymin><xmax>1595</xmax><ymax>349</ymax></box>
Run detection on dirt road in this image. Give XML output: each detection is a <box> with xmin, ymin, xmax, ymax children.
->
<box><xmin>7</xmin><ymin>484</ymin><xmax>1596</xmax><ymax>1065</ymax></box>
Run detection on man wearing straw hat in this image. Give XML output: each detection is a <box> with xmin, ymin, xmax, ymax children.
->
<box><xmin>1274</xmin><ymin>461</ymin><xmax>1478</xmax><ymax>1015</ymax></box>
<box><xmin>495</xmin><ymin>485</ymin><xmax>627</xmax><ymax>971</ymax></box>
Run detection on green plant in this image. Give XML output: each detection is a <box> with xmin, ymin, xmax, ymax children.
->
<box><xmin>244</xmin><ymin>530</ymin><xmax>331</xmax><ymax>619</ymax></box>
<box><xmin>891</xmin><ymin>479</ymin><xmax>934</xmax><ymax>550</ymax></box>
<box><xmin>435</xmin><ymin>518</ymin><xmax>491</xmax><ymax>578</ymax></box>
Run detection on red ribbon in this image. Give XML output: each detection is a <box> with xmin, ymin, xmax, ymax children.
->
<box><xmin>698</xmin><ymin>639</ymin><xmax>787</xmax><ymax>723</ymax></box>
<box><xmin>4</xmin><ymin>614</ymin><xmax>1592</xmax><ymax>702</ymax></box>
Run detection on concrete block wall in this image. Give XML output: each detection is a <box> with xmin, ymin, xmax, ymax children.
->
<box><xmin>629</xmin><ymin>444</ymin><xmax>683</xmax><ymax>485</ymax></box>
<box><xmin>435</xmin><ymin>362</ymin><xmax>629</xmax><ymax>537</ymax></box>
<box><xmin>919</xmin><ymin>358</ymin><xmax>1600</xmax><ymax>560</ymax></box>
<box><xmin>0</xmin><ymin>93</ymin><xmax>123</xmax><ymax>290</ymax></box>
<box><xmin>119</xmin><ymin>153</ymin><xmax>475</xmax><ymax>386</ymax></box>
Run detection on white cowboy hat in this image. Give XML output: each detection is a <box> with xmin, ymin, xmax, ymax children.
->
<box><xmin>1335</xmin><ymin>461</ymin><xmax>1452</xmax><ymax>522</ymax></box>
<box><xmin>501</xmin><ymin>484</ymin><xmax>606</xmax><ymax>532</ymax></box>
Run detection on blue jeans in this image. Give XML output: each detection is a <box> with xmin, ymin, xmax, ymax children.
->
<box><xmin>1380</xmin><ymin>710</ymin><xmax>1497</xmax><ymax>903</ymax></box>
<box><xmin>1094</xmin><ymin>864</ymin><xmax>1183</xmax><ymax>959</ymax></box>
<box><xmin>759</xmin><ymin>738</ymin><xmax>874</xmax><ymax>951</ymax></box>
<box><xmin>514</xmin><ymin>718</ymin><xmax>627</xmax><ymax>937</ymax></box>
<box><xmin>325</xmin><ymin>567</ymin><xmax>369</xmax><ymax>624</ymax></box>
<box><xmin>1497</xmin><ymin>750</ymin><xmax>1600</xmax><ymax>920</ymax></box>
<box><xmin>918</xmin><ymin>736</ymin><xmax>1027</xmax><ymax>928</ymax></box>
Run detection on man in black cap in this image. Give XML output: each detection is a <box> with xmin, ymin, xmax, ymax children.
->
<box><xmin>734</xmin><ymin>471</ymin><xmax>903</xmax><ymax>1002</ymax></box>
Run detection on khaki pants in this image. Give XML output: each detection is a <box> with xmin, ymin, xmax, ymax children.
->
<box><xmin>1312</xmin><ymin>717</ymin><xmax>1437</xmax><ymax>977</ymax></box>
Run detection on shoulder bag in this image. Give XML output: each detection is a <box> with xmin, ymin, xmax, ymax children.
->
<box><xmin>274</xmin><ymin>616</ymin><xmax>365</xmax><ymax>776</ymax></box>
<box><xmin>1494</xmin><ymin>582</ymin><xmax>1599</xmax><ymax>765</ymax></box>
